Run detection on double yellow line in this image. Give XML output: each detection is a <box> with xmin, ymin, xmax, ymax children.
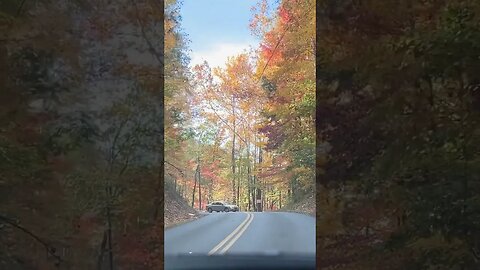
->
<box><xmin>208</xmin><ymin>213</ymin><xmax>254</xmax><ymax>255</ymax></box>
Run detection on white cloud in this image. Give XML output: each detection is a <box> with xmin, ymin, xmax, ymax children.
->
<box><xmin>189</xmin><ymin>42</ymin><xmax>257</xmax><ymax>69</ymax></box>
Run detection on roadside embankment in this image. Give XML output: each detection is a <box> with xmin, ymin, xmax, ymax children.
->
<box><xmin>279</xmin><ymin>193</ymin><xmax>315</xmax><ymax>217</ymax></box>
<box><xmin>164</xmin><ymin>183</ymin><xmax>201</xmax><ymax>228</ymax></box>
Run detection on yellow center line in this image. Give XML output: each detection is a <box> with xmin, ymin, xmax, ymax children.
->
<box><xmin>217</xmin><ymin>213</ymin><xmax>254</xmax><ymax>254</ymax></box>
<box><xmin>207</xmin><ymin>213</ymin><xmax>254</xmax><ymax>255</ymax></box>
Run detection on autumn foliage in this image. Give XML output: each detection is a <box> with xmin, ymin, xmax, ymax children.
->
<box><xmin>1</xmin><ymin>0</ymin><xmax>166</xmax><ymax>269</ymax></box>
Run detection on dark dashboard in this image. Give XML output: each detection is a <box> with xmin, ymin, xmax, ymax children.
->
<box><xmin>165</xmin><ymin>254</ymin><xmax>316</xmax><ymax>270</ymax></box>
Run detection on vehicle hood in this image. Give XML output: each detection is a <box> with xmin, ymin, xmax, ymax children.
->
<box><xmin>165</xmin><ymin>253</ymin><xmax>315</xmax><ymax>270</ymax></box>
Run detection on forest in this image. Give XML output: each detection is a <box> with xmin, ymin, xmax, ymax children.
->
<box><xmin>1</xmin><ymin>0</ymin><xmax>315</xmax><ymax>268</ymax></box>
<box><xmin>316</xmin><ymin>0</ymin><xmax>480</xmax><ymax>269</ymax></box>
<box><xmin>164</xmin><ymin>0</ymin><xmax>315</xmax><ymax>214</ymax></box>
<box><xmin>1</xmin><ymin>0</ymin><xmax>165</xmax><ymax>269</ymax></box>
<box><xmin>1</xmin><ymin>0</ymin><xmax>480</xmax><ymax>269</ymax></box>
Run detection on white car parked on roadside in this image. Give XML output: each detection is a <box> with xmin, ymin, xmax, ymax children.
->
<box><xmin>206</xmin><ymin>201</ymin><xmax>239</xmax><ymax>212</ymax></box>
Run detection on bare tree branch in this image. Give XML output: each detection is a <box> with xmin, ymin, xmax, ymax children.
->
<box><xmin>0</xmin><ymin>214</ymin><xmax>62</xmax><ymax>265</ymax></box>
<box><xmin>165</xmin><ymin>160</ymin><xmax>185</xmax><ymax>177</ymax></box>
<box><xmin>130</xmin><ymin>0</ymin><xmax>164</xmax><ymax>69</ymax></box>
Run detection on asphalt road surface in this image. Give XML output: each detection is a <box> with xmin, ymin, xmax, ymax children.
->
<box><xmin>164</xmin><ymin>212</ymin><xmax>315</xmax><ymax>256</ymax></box>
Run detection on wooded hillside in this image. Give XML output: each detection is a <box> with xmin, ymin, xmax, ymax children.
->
<box><xmin>316</xmin><ymin>0</ymin><xmax>480</xmax><ymax>269</ymax></box>
<box><xmin>164</xmin><ymin>0</ymin><xmax>315</xmax><ymax>214</ymax></box>
<box><xmin>1</xmin><ymin>0</ymin><xmax>166</xmax><ymax>269</ymax></box>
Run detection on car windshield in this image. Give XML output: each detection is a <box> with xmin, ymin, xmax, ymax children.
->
<box><xmin>4</xmin><ymin>0</ymin><xmax>477</xmax><ymax>268</ymax></box>
<box><xmin>164</xmin><ymin>0</ymin><xmax>315</xmax><ymax>262</ymax></box>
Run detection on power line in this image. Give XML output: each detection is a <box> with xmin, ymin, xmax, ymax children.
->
<box><xmin>257</xmin><ymin>4</ymin><xmax>314</xmax><ymax>81</ymax></box>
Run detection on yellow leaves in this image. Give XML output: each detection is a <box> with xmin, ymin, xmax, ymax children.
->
<box><xmin>292</xmin><ymin>166</ymin><xmax>310</xmax><ymax>175</ymax></box>
<box><xmin>164</xmin><ymin>18</ymin><xmax>177</xmax><ymax>52</ymax></box>
<box><xmin>205</xmin><ymin>113</ymin><xmax>219</xmax><ymax>124</ymax></box>
<box><xmin>256</xmin><ymin>140</ymin><xmax>268</xmax><ymax>148</ymax></box>
<box><xmin>221</xmin><ymin>114</ymin><xmax>232</xmax><ymax>123</ymax></box>
<box><xmin>253</xmin><ymin>122</ymin><xmax>264</xmax><ymax>130</ymax></box>
<box><xmin>239</xmin><ymin>102</ymin><xmax>251</xmax><ymax>113</ymax></box>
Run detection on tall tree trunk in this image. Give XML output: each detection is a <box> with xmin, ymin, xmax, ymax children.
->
<box><xmin>231</xmin><ymin>97</ymin><xmax>236</xmax><ymax>204</ymax></box>
<box><xmin>208</xmin><ymin>183</ymin><xmax>213</xmax><ymax>203</ymax></box>
<box><xmin>97</xmin><ymin>231</ymin><xmax>107</xmax><ymax>270</ymax></box>
<box><xmin>184</xmin><ymin>178</ymin><xmax>188</xmax><ymax>201</ymax></box>
<box><xmin>246</xmin><ymin>140</ymin><xmax>251</xmax><ymax>211</ymax></box>
<box><xmin>198</xmin><ymin>156</ymin><xmax>202</xmax><ymax>211</ymax></box>
<box><xmin>107</xmin><ymin>202</ymin><xmax>114</xmax><ymax>270</ymax></box>
<box><xmin>253</xmin><ymin>141</ymin><xmax>257</xmax><ymax>211</ymax></box>
<box><xmin>279</xmin><ymin>190</ymin><xmax>282</xmax><ymax>209</ymax></box>
<box><xmin>237</xmin><ymin>161</ymin><xmax>241</xmax><ymax>210</ymax></box>
<box><xmin>258</xmin><ymin>147</ymin><xmax>263</xmax><ymax>212</ymax></box>
<box><xmin>103</xmin><ymin>184</ymin><xmax>114</xmax><ymax>270</ymax></box>
<box><xmin>153</xmin><ymin>158</ymin><xmax>163</xmax><ymax>221</ymax></box>
<box><xmin>192</xmin><ymin>164</ymin><xmax>198</xmax><ymax>208</ymax></box>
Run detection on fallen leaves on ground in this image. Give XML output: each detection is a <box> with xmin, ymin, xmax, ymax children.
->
<box><xmin>164</xmin><ymin>186</ymin><xmax>200</xmax><ymax>228</ymax></box>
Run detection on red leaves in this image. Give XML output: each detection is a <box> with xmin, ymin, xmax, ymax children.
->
<box><xmin>259</xmin><ymin>42</ymin><xmax>283</xmax><ymax>65</ymax></box>
<box><xmin>200</xmin><ymin>160</ymin><xmax>220</xmax><ymax>181</ymax></box>
<box><xmin>117</xmin><ymin>221</ymin><xmax>164</xmax><ymax>268</ymax></box>
<box><xmin>118</xmin><ymin>226</ymin><xmax>162</xmax><ymax>269</ymax></box>
<box><xmin>118</xmin><ymin>236</ymin><xmax>150</xmax><ymax>264</ymax></box>
<box><xmin>260</xmin><ymin>43</ymin><xmax>272</xmax><ymax>57</ymax></box>
<box><xmin>201</xmin><ymin>168</ymin><xmax>216</xmax><ymax>181</ymax></box>
<box><xmin>259</xmin><ymin>27</ymin><xmax>286</xmax><ymax>66</ymax></box>
<box><xmin>279</xmin><ymin>6</ymin><xmax>291</xmax><ymax>24</ymax></box>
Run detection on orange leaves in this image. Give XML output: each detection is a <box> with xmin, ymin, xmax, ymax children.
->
<box><xmin>279</xmin><ymin>6</ymin><xmax>291</xmax><ymax>24</ymax></box>
<box><xmin>192</xmin><ymin>52</ymin><xmax>267</xmax><ymax>147</ymax></box>
<box><xmin>239</xmin><ymin>102</ymin><xmax>253</xmax><ymax>114</ymax></box>
<box><xmin>187</xmin><ymin>159</ymin><xmax>197</xmax><ymax>170</ymax></box>
<box><xmin>118</xmin><ymin>235</ymin><xmax>150</xmax><ymax>264</ymax></box>
<box><xmin>200</xmin><ymin>160</ymin><xmax>222</xmax><ymax>183</ymax></box>
<box><xmin>117</xmin><ymin>225</ymin><xmax>163</xmax><ymax>269</ymax></box>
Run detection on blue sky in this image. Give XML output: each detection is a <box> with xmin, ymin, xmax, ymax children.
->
<box><xmin>180</xmin><ymin>0</ymin><xmax>278</xmax><ymax>68</ymax></box>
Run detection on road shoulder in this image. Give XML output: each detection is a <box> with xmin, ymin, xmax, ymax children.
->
<box><xmin>165</xmin><ymin>211</ymin><xmax>209</xmax><ymax>230</ymax></box>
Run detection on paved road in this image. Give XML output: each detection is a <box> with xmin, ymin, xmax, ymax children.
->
<box><xmin>164</xmin><ymin>212</ymin><xmax>315</xmax><ymax>256</ymax></box>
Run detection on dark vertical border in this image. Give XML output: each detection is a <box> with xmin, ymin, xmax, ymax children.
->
<box><xmin>315</xmin><ymin>0</ymin><xmax>321</xmax><ymax>269</ymax></box>
<box><xmin>159</xmin><ymin>0</ymin><xmax>166</xmax><ymax>266</ymax></box>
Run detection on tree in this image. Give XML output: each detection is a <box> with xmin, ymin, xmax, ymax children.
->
<box><xmin>1</xmin><ymin>0</ymin><xmax>167</xmax><ymax>269</ymax></box>
<box><xmin>316</xmin><ymin>0</ymin><xmax>480</xmax><ymax>268</ymax></box>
